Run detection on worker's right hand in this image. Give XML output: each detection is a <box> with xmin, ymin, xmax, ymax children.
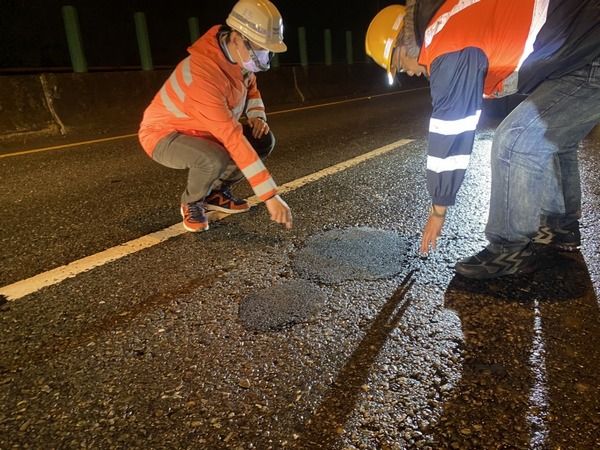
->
<box><xmin>248</xmin><ymin>117</ymin><xmax>270</xmax><ymax>139</ymax></box>
<box><xmin>420</xmin><ymin>205</ymin><xmax>447</xmax><ymax>254</ymax></box>
<box><xmin>265</xmin><ymin>195</ymin><xmax>292</xmax><ymax>229</ymax></box>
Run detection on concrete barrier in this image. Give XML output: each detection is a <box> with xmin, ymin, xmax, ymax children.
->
<box><xmin>256</xmin><ymin>66</ymin><xmax>303</xmax><ymax>107</ymax></box>
<box><xmin>292</xmin><ymin>64</ymin><xmax>402</xmax><ymax>103</ymax></box>
<box><xmin>45</xmin><ymin>71</ymin><xmax>168</xmax><ymax>135</ymax></box>
<box><xmin>3</xmin><ymin>66</ymin><xmax>593</xmax><ymax>154</ymax></box>
<box><xmin>0</xmin><ymin>76</ymin><xmax>58</xmax><ymax>141</ymax></box>
<box><xmin>0</xmin><ymin>65</ymin><xmax>427</xmax><ymax>149</ymax></box>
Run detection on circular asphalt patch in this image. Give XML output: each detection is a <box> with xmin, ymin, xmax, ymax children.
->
<box><xmin>239</xmin><ymin>280</ymin><xmax>326</xmax><ymax>331</ymax></box>
<box><xmin>293</xmin><ymin>227</ymin><xmax>410</xmax><ymax>284</ymax></box>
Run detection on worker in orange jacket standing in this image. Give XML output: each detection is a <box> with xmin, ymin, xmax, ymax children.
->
<box><xmin>139</xmin><ymin>0</ymin><xmax>292</xmax><ymax>232</ymax></box>
<box><xmin>366</xmin><ymin>0</ymin><xmax>600</xmax><ymax>279</ymax></box>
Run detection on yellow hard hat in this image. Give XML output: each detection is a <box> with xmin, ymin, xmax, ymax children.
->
<box><xmin>226</xmin><ymin>0</ymin><xmax>287</xmax><ymax>53</ymax></box>
<box><xmin>365</xmin><ymin>5</ymin><xmax>406</xmax><ymax>84</ymax></box>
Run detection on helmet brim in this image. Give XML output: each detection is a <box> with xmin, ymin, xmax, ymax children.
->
<box><xmin>244</xmin><ymin>36</ymin><xmax>287</xmax><ymax>53</ymax></box>
<box><xmin>265</xmin><ymin>41</ymin><xmax>287</xmax><ymax>53</ymax></box>
<box><xmin>229</xmin><ymin>28</ymin><xmax>288</xmax><ymax>54</ymax></box>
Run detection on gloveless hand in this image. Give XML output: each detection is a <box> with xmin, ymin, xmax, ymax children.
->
<box><xmin>420</xmin><ymin>205</ymin><xmax>447</xmax><ymax>254</ymax></box>
<box><xmin>248</xmin><ymin>117</ymin><xmax>270</xmax><ymax>139</ymax></box>
<box><xmin>265</xmin><ymin>195</ymin><xmax>292</xmax><ymax>229</ymax></box>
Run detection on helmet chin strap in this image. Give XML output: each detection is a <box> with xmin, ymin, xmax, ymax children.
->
<box><xmin>233</xmin><ymin>45</ymin><xmax>250</xmax><ymax>73</ymax></box>
<box><xmin>242</xmin><ymin>38</ymin><xmax>271</xmax><ymax>71</ymax></box>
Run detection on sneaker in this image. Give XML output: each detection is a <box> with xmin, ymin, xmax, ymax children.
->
<box><xmin>180</xmin><ymin>201</ymin><xmax>209</xmax><ymax>232</ymax></box>
<box><xmin>205</xmin><ymin>188</ymin><xmax>250</xmax><ymax>214</ymax></box>
<box><xmin>532</xmin><ymin>225</ymin><xmax>581</xmax><ymax>252</ymax></box>
<box><xmin>455</xmin><ymin>244</ymin><xmax>538</xmax><ymax>280</ymax></box>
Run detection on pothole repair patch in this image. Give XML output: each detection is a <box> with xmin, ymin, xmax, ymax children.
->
<box><xmin>239</xmin><ymin>280</ymin><xmax>326</xmax><ymax>331</ymax></box>
<box><xmin>293</xmin><ymin>227</ymin><xmax>410</xmax><ymax>284</ymax></box>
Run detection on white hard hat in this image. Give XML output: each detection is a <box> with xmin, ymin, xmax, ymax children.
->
<box><xmin>226</xmin><ymin>0</ymin><xmax>287</xmax><ymax>53</ymax></box>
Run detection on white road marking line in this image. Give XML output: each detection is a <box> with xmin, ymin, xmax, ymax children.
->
<box><xmin>0</xmin><ymin>88</ymin><xmax>426</xmax><ymax>159</ymax></box>
<box><xmin>0</xmin><ymin>134</ymin><xmax>139</xmax><ymax>159</ymax></box>
<box><xmin>0</xmin><ymin>138</ymin><xmax>413</xmax><ymax>301</ymax></box>
<box><xmin>267</xmin><ymin>88</ymin><xmax>427</xmax><ymax>116</ymax></box>
<box><xmin>246</xmin><ymin>139</ymin><xmax>413</xmax><ymax>205</ymax></box>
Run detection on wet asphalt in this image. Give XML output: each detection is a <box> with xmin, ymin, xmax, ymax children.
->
<box><xmin>1</xmin><ymin>89</ymin><xmax>599</xmax><ymax>449</ymax></box>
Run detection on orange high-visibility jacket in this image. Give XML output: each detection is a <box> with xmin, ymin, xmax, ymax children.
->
<box><xmin>418</xmin><ymin>0</ymin><xmax>546</xmax><ymax>98</ymax></box>
<box><xmin>413</xmin><ymin>0</ymin><xmax>599</xmax><ymax>206</ymax></box>
<box><xmin>139</xmin><ymin>25</ymin><xmax>277</xmax><ymax>202</ymax></box>
<box><xmin>417</xmin><ymin>0</ymin><xmax>600</xmax><ymax>98</ymax></box>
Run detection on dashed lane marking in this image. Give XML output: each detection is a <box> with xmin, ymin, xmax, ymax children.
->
<box><xmin>0</xmin><ymin>138</ymin><xmax>413</xmax><ymax>301</ymax></box>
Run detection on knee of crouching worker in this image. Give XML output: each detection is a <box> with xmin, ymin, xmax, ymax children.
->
<box><xmin>256</xmin><ymin>130</ymin><xmax>275</xmax><ymax>159</ymax></box>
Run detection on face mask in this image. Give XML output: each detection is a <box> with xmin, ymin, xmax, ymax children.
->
<box><xmin>239</xmin><ymin>40</ymin><xmax>272</xmax><ymax>72</ymax></box>
<box><xmin>251</xmin><ymin>49</ymin><xmax>271</xmax><ymax>71</ymax></box>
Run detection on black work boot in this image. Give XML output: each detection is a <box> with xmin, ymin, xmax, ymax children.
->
<box><xmin>532</xmin><ymin>222</ymin><xmax>581</xmax><ymax>252</ymax></box>
<box><xmin>455</xmin><ymin>244</ymin><xmax>538</xmax><ymax>280</ymax></box>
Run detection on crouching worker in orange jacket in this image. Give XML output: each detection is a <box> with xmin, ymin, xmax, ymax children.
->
<box><xmin>138</xmin><ymin>0</ymin><xmax>292</xmax><ymax>232</ymax></box>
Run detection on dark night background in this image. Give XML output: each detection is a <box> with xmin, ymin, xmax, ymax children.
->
<box><xmin>2</xmin><ymin>0</ymin><xmax>403</xmax><ymax>72</ymax></box>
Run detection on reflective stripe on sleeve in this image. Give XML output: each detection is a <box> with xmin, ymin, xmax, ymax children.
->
<box><xmin>246</xmin><ymin>98</ymin><xmax>265</xmax><ymax>110</ymax></box>
<box><xmin>232</xmin><ymin>102</ymin><xmax>245</xmax><ymax>120</ymax></box>
<box><xmin>169</xmin><ymin>72</ymin><xmax>185</xmax><ymax>101</ymax></box>
<box><xmin>253</xmin><ymin>178</ymin><xmax>278</xmax><ymax>198</ymax></box>
<box><xmin>181</xmin><ymin>57</ymin><xmax>193</xmax><ymax>85</ymax></box>
<box><xmin>241</xmin><ymin>159</ymin><xmax>267</xmax><ymax>180</ymax></box>
<box><xmin>429</xmin><ymin>110</ymin><xmax>481</xmax><ymax>136</ymax></box>
<box><xmin>427</xmin><ymin>154</ymin><xmax>471</xmax><ymax>173</ymax></box>
<box><xmin>247</xmin><ymin>110</ymin><xmax>267</xmax><ymax>120</ymax></box>
<box><xmin>160</xmin><ymin>87</ymin><xmax>188</xmax><ymax>118</ymax></box>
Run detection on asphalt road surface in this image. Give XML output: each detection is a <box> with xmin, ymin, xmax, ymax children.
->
<box><xmin>1</xmin><ymin>89</ymin><xmax>599</xmax><ymax>449</ymax></box>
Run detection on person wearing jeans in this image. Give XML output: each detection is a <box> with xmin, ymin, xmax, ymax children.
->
<box><xmin>139</xmin><ymin>0</ymin><xmax>292</xmax><ymax>232</ymax></box>
<box><xmin>486</xmin><ymin>60</ymin><xmax>600</xmax><ymax>254</ymax></box>
<box><xmin>366</xmin><ymin>0</ymin><xmax>600</xmax><ymax>279</ymax></box>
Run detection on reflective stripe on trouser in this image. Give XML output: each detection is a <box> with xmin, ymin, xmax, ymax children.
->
<box><xmin>151</xmin><ymin>125</ymin><xmax>276</xmax><ymax>204</ymax></box>
<box><xmin>484</xmin><ymin>56</ymin><xmax>600</xmax><ymax>251</ymax></box>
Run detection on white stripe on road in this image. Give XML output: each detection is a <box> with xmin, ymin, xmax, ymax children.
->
<box><xmin>0</xmin><ymin>138</ymin><xmax>413</xmax><ymax>301</ymax></box>
<box><xmin>247</xmin><ymin>139</ymin><xmax>413</xmax><ymax>205</ymax></box>
<box><xmin>0</xmin><ymin>88</ymin><xmax>427</xmax><ymax>159</ymax></box>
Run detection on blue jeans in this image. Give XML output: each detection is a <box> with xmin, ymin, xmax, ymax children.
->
<box><xmin>485</xmin><ymin>56</ymin><xmax>600</xmax><ymax>251</ymax></box>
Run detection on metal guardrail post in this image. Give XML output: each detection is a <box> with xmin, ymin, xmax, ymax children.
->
<box><xmin>188</xmin><ymin>17</ymin><xmax>200</xmax><ymax>43</ymax></box>
<box><xmin>324</xmin><ymin>29</ymin><xmax>332</xmax><ymax>66</ymax></box>
<box><xmin>134</xmin><ymin>12</ymin><xmax>153</xmax><ymax>71</ymax></box>
<box><xmin>271</xmin><ymin>53</ymin><xmax>280</xmax><ymax>69</ymax></box>
<box><xmin>345</xmin><ymin>31</ymin><xmax>354</xmax><ymax>65</ymax></box>
<box><xmin>61</xmin><ymin>5</ymin><xmax>88</xmax><ymax>73</ymax></box>
<box><xmin>298</xmin><ymin>27</ymin><xmax>308</xmax><ymax>67</ymax></box>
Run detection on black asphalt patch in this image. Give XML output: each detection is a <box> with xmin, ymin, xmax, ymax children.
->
<box><xmin>292</xmin><ymin>227</ymin><xmax>410</xmax><ymax>284</ymax></box>
<box><xmin>238</xmin><ymin>280</ymin><xmax>326</xmax><ymax>331</ymax></box>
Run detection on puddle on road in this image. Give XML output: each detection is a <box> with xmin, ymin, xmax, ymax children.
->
<box><xmin>292</xmin><ymin>227</ymin><xmax>410</xmax><ymax>284</ymax></box>
<box><xmin>239</xmin><ymin>280</ymin><xmax>326</xmax><ymax>331</ymax></box>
